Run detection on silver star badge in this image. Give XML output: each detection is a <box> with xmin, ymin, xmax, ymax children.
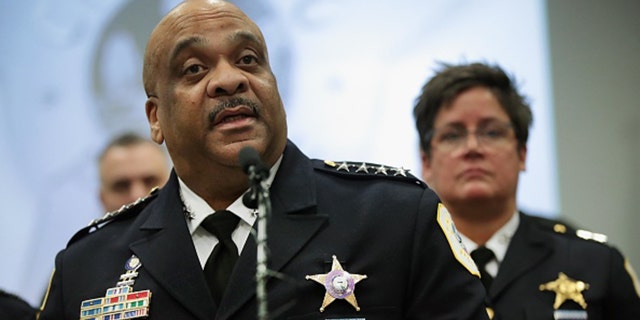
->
<box><xmin>305</xmin><ymin>255</ymin><xmax>368</xmax><ymax>312</ymax></box>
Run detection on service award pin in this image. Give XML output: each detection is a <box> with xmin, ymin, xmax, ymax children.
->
<box><xmin>79</xmin><ymin>255</ymin><xmax>152</xmax><ymax>320</ymax></box>
<box><xmin>305</xmin><ymin>255</ymin><xmax>367</xmax><ymax>312</ymax></box>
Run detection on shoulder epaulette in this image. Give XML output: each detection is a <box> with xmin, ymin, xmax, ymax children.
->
<box><xmin>555</xmin><ymin>226</ymin><xmax>608</xmax><ymax>244</ymax></box>
<box><xmin>574</xmin><ymin>229</ymin><xmax>608</xmax><ymax>243</ymax></box>
<box><xmin>313</xmin><ymin>159</ymin><xmax>425</xmax><ymax>187</ymax></box>
<box><xmin>532</xmin><ymin>216</ymin><xmax>608</xmax><ymax>244</ymax></box>
<box><xmin>67</xmin><ymin>187</ymin><xmax>160</xmax><ymax>245</ymax></box>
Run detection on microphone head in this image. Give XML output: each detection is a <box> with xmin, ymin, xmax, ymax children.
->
<box><xmin>238</xmin><ymin>146</ymin><xmax>269</xmax><ymax>176</ymax></box>
<box><xmin>239</xmin><ymin>146</ymin><xmax>261</xmax><ymax>173</ymax></box>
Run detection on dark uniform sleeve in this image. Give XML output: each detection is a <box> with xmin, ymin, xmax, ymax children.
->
<box><xmin>0</xmin><ymin>289</ymin><xmax>38</xmax><ymax>320</ymax></box>
<box><xmin>605</xmin><ymin>246</ymin><xmax>640</xmax><ymax>317</ymax></box>
<box><xmin>38</xmin><ymin>251</ymin><xmax>66</xmax><ymax>320</ymax></box>
<box><xmin>405</xmin><ymin>189</ymin><xmax>489</xmax><ymax>319</ymax></box>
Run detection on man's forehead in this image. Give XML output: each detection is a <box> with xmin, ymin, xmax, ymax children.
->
<box><xmin>160</xmin><ymin>0</ymin><xmax>253</xmax><ymax>32</ymax></box>
<box><xmin>153</xmin><ymin>2</ymin><xmax>263</xmax><ymax>53</ymax></box>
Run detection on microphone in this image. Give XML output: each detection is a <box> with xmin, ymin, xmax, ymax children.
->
<box><xmin>239</xmin><ymin>146</ymin><xmax>270</xmax><ymax>183</ymax></box>
<box><xmin>238</xmin><ymin>146</ymin><xmax>271</xmax><ymax>320</ymax></box>
<box><xmin>242</xmin><ymin>189</ymin><xmax>258</xmax><ymax>209</ymax></box>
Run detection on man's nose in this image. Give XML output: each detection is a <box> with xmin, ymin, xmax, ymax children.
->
<box><xmin>206</xmin><ymin>60</ymin><xmax>249</xmax><ymax>97</ymax></box>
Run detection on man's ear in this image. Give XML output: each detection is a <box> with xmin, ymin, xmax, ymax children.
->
<box><xmin>145</xmin><ymin>97</ymin><xmax>164</xmax><ymax>144</ymax></box>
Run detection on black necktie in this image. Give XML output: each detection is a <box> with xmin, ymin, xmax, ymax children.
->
<box><xmin>471</xmin><ymin>246</ymin><xmax>495</xmax><ymax>291</ymax></box>
<box><xmin>201</xmin><ymin>210</ymin><xmax>240</xmax><ymax>304</ymax></box>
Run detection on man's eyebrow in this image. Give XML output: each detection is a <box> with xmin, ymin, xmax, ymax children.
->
<box><xmin>231</xmin><ymin>31</ymin><xmax>268</xmax><ymax>59</ymax></box>
<box><xmin>169</xmin><ymin>36</ymin><xmax>207</xmax><ymax>63</ymax></box>
<box><xmin>230</xmin><ymin>30</ymin><xmax>261</xmax><ymax>45</ymax></box>
<box><xmin>168</xmin><ymin>31</ymin><xmax>264</xmax><ymax>66</ymax></box>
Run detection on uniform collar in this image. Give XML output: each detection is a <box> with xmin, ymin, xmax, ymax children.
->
<box><xmin>177</xmin><ymin>155</ymin><xmax>283</xmax><ymax>234</ymax></box>
<box><xmin>460</xmin><ymin>211</ymin><xmax>519</xmax><ymax>264</ymax></box>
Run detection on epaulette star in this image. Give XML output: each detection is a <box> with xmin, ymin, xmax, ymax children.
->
<box><xmin>319</xmin><ymin>160</ymin><xmax>420</xmax><ymax>185</ymax></box>
<box><xmin>374</xmin><ymin>165</ymin><xmax>388</xmax><ymax>175</ymax></box>
<box><xmin>336</xmin><ymin>161</ymin><xmax>350</xmax><ymax>172</ymax></box>
<box><xmin>391</xmin><ymin>166</ymin><xmax>408</xmax><ymax>177</ymax></box>
<box><xmin>355</xmin><ymin>162</ymin><xmax>369</xmax><ymax>173</ymax></box>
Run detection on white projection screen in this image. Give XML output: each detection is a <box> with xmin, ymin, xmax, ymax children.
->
<box><xmin>0</xmin><ymin>0</ymin><xmax>557</xmax><ymax>304</ymax></box>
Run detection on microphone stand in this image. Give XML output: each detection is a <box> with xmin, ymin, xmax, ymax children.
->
<box><xmin>245</xmin><ymin>169</ymin><xmax>271</xmax><ymax>320</ymax></box>
<box><xmin>254</xmin><ymin>179</ymin><xmax>270</xmax><ymax>320</ymax></box>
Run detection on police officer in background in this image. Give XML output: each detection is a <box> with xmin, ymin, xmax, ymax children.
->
<box><xmin>98</xmin><ymin>132</ymin><xmax>170</xmax><ymax>213</ymax></box>
<box><xmin>413</xmin><ymin>61</ymin><xmax>640</xmax><ymax>319</ymax></box>
<box><xmin>38</xmin><ymin>1</ymin><xmax>489</xmax><ymax>319</ymax></box>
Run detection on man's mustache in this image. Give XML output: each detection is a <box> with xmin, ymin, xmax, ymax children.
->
<box><xmin>208</xmin><ymin>97</ymin><xmax>261</xmax><ymax>124</ymax></box>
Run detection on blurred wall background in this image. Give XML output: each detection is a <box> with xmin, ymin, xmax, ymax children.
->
<box><xmin>548</xmin><ymin>0</ymin><xmax>640</xmax><ymax>275</ymax></box>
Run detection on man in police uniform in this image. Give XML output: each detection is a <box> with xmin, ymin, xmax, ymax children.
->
<box><xmin>414</xmin><ymin>61</ymin><xmax>640</xmax><ymax>319</ymax></box>
<box><xmin>38</xmin><ymin>1</ymin><xmax>489</xmax><ymax>319</ymax></box>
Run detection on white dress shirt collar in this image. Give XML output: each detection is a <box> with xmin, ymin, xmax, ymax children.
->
<box><xmin>460</xmin><ymin>211</ymin><xmax>520</xmax><ymax>277</ymax></box>
<box><xmin>178</xmin><ymin>155</ymin><xmax>282</xmax><ymax>234</ymax></box>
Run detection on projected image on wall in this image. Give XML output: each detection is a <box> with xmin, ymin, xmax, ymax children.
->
<box><xmin>0</xmin><ymin>0</ymin><xmax>556</xmax><ymax>304</ymax></box>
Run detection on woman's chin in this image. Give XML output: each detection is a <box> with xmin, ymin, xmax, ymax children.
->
<box><xmin>460</xmin><ymin>185</ymin><xmax>494</xmax><ymax>200</ymax></box>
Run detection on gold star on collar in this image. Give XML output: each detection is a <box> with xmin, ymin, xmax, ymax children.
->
<box><xmin>305</xmin><ymin>255</ymin><xmax>368</xmax><ymax>312</ymax></box>
<box><xmin>391</xmin><ymin>166</ymin><xmax>408</xmax><ymax>177</ymax></box>
<box><xmin>539</xmin><ymin>272</ymin><xmax>590</xmax><ymax>309</ymax></box>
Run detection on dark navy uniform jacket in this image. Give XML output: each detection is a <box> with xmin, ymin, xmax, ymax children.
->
<box><xmin>487</xmin><ymin>212</ymin><xmax>640</xmax><ymax>319</ymax></box>
<box><xmin>39</xmin><ymin>141</ymin><xmax>488</xmax><ymax>320</ymax></box>
<box><xmin>0</xmin><ymin>290</ymin><xmax>37</xmax><ymax>320</ymax></box>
